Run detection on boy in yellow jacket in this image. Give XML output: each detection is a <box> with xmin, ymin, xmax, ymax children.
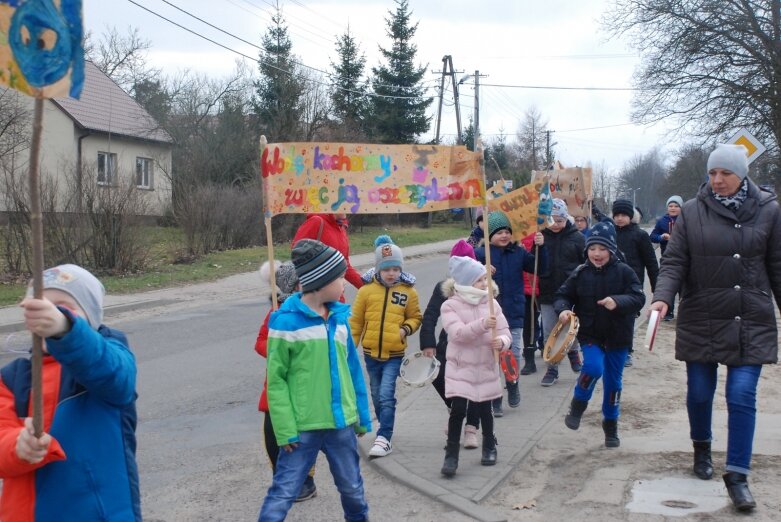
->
<box><xmin>350</xmin><ymin>235</ymin><xmax>422</xmax><ymax>458</ymax></box>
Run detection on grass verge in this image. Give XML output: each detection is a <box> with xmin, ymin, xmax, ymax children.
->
<box><xmin>0</xmin><ymin>223</ymin><xmax>469</xmax><ymax>306</ymax></box>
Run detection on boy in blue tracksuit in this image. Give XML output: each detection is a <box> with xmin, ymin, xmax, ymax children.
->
<box><xmin>650</xmin><ymin>195</ymin><xmax>683</xmax><ymax>320</ymax></box>
<box><xmin>475</xmin><ymin>211</ymin><xmax>547</xmax><ymax>415</ymax></box>
<box><xmin>555</xmin><ymin>222</ymin><xmax>645</xmax><ymax>447</ymax></box>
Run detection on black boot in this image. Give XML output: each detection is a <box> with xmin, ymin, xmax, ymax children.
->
<box><xmin>520</xmin><ymin>347</ymin><xmax>537</xmax><ymax>375</ymax></box>
<box><xmin>481</xmin><ymin>435</ymin><xmax>497</xmax><ymax>466</ymax></box>
<box><xmin>441</xmin><ymin>441</ymin><xmax>459</xmax><ymax>477</ymax></box>
<box><xmin>602</xmin><ymin>419</ymin><xmax>620</xmax><ymax>448</ymax></box>
<box><xmin>564</xmin><ymin>398</ymin><xmax>588</xmax><ymax>430</ymax></box>
<box><xmin>723</xmin><ymin>472</ymin><xmax>756</xmax><ymax>512</ymax></box>
<box><xmin>507</xmin><ymin>380</ymin><xmax>521</xmax><ymax>407</ymax></box>
<box><xmin>692</xmin><ymin>441</ymin><xmax>713</xmax><ymax>480</ymax></box>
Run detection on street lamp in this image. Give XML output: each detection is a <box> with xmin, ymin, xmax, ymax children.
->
<box><xmin>632</xmin><ymin>187</ymin><xmax>641</xmax><ymax>208</ymax></box>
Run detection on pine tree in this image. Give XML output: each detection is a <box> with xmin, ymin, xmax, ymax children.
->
<box><xmin>252</xmin><ymin>9</ymin><xmax>304</xmax><ymax>142</ymax></box>
<box><xmin>369</xmin><ymin>0</ymin><xmax>432</xmax><ymax>144</ymax></box>
<box><xmin>331</xmin><ymin>26</ymin><xmax>368</xmax><ymax>137</ymax></box>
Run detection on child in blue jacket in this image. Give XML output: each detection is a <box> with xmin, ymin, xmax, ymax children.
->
<box><xmin>475</xmin><ymin>211</ymin><xmax>547</xmax><ymax>415</ymax></box>
<box><xmin>0</xmin><ymin>264</ymin><xmax>140</xmax><ymax>522</ymax></box>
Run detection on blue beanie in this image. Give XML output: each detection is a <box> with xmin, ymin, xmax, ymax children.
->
<box><xmin>585</xmin><ymin>221</ymin><xmax>617</xmax><ymax>255</ymax></box>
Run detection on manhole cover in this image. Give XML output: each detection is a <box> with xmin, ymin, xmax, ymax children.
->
<box><xmin>661</xmin><ymin>500</ymin><xmax>697</xmax><ymax>509</ymax></box>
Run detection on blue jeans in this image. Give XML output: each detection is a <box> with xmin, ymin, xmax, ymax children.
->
<box><xmin>686</xmin><ymin>362</ymin><xmax>762</xmax><ymax>475</ymax></box>
<box><xmin>573</xmin><ymin>343</ymin><xmax>628</xmax><ymax>420</ymax></box>
<box><xmin>364</xmin><ymin>356</ymin><xmax>402</xmax><ymax>440</ymax></box>
<box><xmin>510</xmin><ymin>327</ymin><xmax>523</xmax><ymax>373</ymax></box>
<box><xmin>258</xmin><ymin>427</ymin><xmax>368</xmax><ymax>522</ymax></box>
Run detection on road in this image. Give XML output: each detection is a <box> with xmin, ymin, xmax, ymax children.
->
<box><xmin>120</xmin><ymin>254</ymin><xmax>471</xmax><ymax>521</ymax></box>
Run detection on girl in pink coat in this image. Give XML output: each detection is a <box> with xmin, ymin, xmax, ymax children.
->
<box><xmin>439</xmin><ymin>256</ymin><xmax>512</xmax><ymax>477</ymax></box>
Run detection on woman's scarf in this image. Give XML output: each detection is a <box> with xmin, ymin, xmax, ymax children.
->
<box><xmin>712</xmin><ymin>178</ymin><xmax>748</xmax><ymax>212</ymax></box>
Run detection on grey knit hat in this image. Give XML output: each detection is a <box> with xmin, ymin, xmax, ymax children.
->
<box><xmin>449</xmin><ymin>256</ymin><xmax>486</xmax><ymax>286</ymax></box>
<box><xmin>291</xmin><ymin>239</ymin><xmax>347</xmax><ymax>292</ymax></box>
<box><xmin>374</xmin><ymin>235</ymin><xmax>404</xmax><ymax>270</ymax></box>
<box><xmin>707</xmin><ymin>144</ymin><xmax>749</xmax><ymax>180</ymax></box>
<box><xmin>28</xmin><ymin>264</ymin><xmax>105</xmax><ymax>329</ymax></box>
<box><xmin>666</xmin><ymin>195</ymin><xmax>683</xmax><ymax>208</ymax></box>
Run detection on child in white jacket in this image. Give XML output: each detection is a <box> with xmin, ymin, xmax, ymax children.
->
<box><xmin>439</xmin><ymin>256</ymin><xmax>511</xmax><ymax>477</ymax></box>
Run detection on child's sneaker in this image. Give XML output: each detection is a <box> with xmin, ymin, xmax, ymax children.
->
<box><xmin>624</xmin><ymin>354</ymin><xmax>634</xmax><ymax>367</ymax></box>
<box><xmin>369</xmin><ymin>436</ymin><xmax>393</xmax><ymax>458</ymax></box>
<box><xmin>540</xmin><ymin>366</ymin><xmax>559</xmax><ymax>387</ymax></box>
<box><xmin>294</xmin><ymin>477</ymin><xmax>317</xmax><ymax>502</ymax></box>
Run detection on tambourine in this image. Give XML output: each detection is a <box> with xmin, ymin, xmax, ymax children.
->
<box><xmin>645</xmin><ymin>310</ymin><xmax>661</xmax><ymax>351</ymax></box>
<box><xmin>543</xmin><ymin>314</ymin><xmax>580</xmax><ymax>364</ymax></box>
<box><xmin>500</xmin><ymin>350</ymin><xmax>519</xmax><ymax>383</ymax></box>
<box><xmin>399</xmin><ymin>352</ymin><xmax>441</xmax><ymax>387</ymax></box>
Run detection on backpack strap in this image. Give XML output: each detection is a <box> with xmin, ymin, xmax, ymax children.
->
<box><xmin>316</xmin><ymin>216</ymin><xmax>325</xmax><ymax>241</ymax></box>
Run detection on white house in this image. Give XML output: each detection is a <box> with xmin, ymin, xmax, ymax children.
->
<box><xmin>1</xmin><ymin>61</ymin><xmax>173</xmax><ymax>216</ymax></box>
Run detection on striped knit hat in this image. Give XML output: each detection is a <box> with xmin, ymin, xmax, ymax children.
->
<box><xmin>291</xmin><ymin>239</ymin><xmax>347</xmax><ymax>292</ymax></box>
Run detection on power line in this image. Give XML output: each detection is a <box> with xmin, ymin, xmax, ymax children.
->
<box><xmin>556</xmin><ymin>122</ymin><xmax>638</xmax><ymax>133</ymax></box>
<box><xmin>125</xmin><ymin>0</ymin><xmax>434</xmax><ymax>100</ymax></box>
<box><xmin>478</xmin><ymin>82</ymin><xmax>641</xmax><ymax>92</ymax></box>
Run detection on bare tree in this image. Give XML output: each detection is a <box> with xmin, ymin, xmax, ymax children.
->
<box><xmin>513</xmin><ymin>106</ymin><xmax>550</xmax><ymax>173</ymax></box>
<box><xmin>88</xmin><ymin>26</ymin><xmax>160</xmax><ymax>94</ymax></box>
<box><xmin>298</xmin><ymin>68</ymin><xmax>332</xmax><ymax>141</ymax></box>
<box><xmin>616</xmin><ymin>148</ymin><xmax>668</xmax><ymax>218</ymax></box>
<box><xmin>589</xmin><ymin>160</ymin><xmax>616</xmax><ymax>207</ymax></box>
<box><xmin>665</xmin><ymin>143</ymin><xmax>710</xmax><ymax>200</ymax></box>
<box><xmin>603</xmin><ymin>1</ymin><xmax>781</xmax><ymax>159</ymax></box>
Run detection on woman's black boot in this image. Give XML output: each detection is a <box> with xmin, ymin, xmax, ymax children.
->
<box><xmin>441</xmin><ymin>441</ymin><xmax>459</xmax><ymax>477</ymax></box>
<box><xmin>692</xmin><ymin>441</ymin><xmax>713</xmax><ymax>480</ymax></box>
<box><xmin>520</xmin><ymin>348</ymin><xmax>537</xmax><ymax>375</ymax></box>
<box><xmin>481</xmin><ymin>435</ymin><xmax>497</xmax><ymax>466</ymax></box>
<box><xmin>723</xmin><ymin>472</ymin><xmax>756</xmax><ymax>512</ymax></box>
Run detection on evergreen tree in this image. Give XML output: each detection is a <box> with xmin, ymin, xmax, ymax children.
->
<box><xmin>369</xmin><ymin>0</ymin><xmax>432</xmax><ymax>144</ymax></box>
<box><xmin>331</xmin><ymin>26</ymin><xmax>368</xmax><ymax>136</ymax></box>
<box><xmin>252</xmin><ymin>10</ymin><xmax>304</xmax><ymax>141</ymax></box>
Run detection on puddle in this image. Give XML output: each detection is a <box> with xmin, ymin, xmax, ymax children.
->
<box><xmin>626</xmin><ymin>477</ymin><xmax>729</xmax><ymax>517</ymax></box>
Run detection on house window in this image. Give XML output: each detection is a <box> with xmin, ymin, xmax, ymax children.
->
<box><xmin>136</xmin><ymin>157</ymin><xmax>153</xmax><ymax>189</ymax></box>
<box><xmin>97</xmin><ymin>152</ymin><xmax>117</xmax><ymax>185</ymax></box>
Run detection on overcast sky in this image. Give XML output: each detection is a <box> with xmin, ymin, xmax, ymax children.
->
<box><xmin>84</xmin><ymin>0</ymin><xmax>680</xmax><ymax>176</ymax></box>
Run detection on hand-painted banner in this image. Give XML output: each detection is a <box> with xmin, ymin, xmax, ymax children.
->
<box><xmin>261</xmin><ymin>143</ymin><xmax>484</xmax><ymax>214</ymax></box>
<box><xmin>0</xmin><ymin>0</ymin><xmax>84</xmax><ymax>98</ymax></box>
<box><xmin>532</xmin><ymin>168</ymin><xmax>592</xmax><ymax>217</ymax></box>
<box><xmin>487</xmin><ymin>180</ymin><xmax>542</xmax><ymax>241</ymax></box>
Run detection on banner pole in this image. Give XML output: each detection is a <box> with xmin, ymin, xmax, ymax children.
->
<box><xmin>260</xmin><ymin>136</ymin><xmax>278</xmax><ymax>311</ymax></box>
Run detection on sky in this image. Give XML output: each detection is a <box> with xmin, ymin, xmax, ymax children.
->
<box><xmin>84</xmin><ymin>0</ymin><xmax>680</xmax><ymax>176</ymax></box>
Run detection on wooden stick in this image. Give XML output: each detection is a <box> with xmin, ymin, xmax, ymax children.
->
<box><xmin>28</xmin><ymin>97</ymin><xmax>45</xmax><ymax>437</ymax></box>
<box><xmin>260</xmin><ymin>136</ymin><xmax>278</xmax><ymax>311</ymax></box>
<box><xmin>477</xmin><ymin>140</ymin><xmax>499</xmax><ymax>364</ymax></box>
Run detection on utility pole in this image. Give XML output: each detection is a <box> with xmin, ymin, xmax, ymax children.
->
<box><xmin>432</xmin><ymin>55</ymin><xmax>464</xmax><ymax>144</ymax></box>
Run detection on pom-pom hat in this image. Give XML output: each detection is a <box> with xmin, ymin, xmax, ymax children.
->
<box><xmin>374</xmin><ymin>235</ymin><xmax>404</xmax><ymax>270</ymax></box>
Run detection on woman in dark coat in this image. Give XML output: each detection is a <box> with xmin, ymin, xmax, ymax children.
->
<box><xmin>650</xmin><ymin>144</ymin><xmax>781</xmax><ymax>512</ymax></box>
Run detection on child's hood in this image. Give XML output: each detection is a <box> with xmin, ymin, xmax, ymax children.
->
<box><xmin>360</xmin><ymin>267</ymin><xmax>416</xmax><ymax>286</ymax></box>
<box><xmin>273</xmin><ymin>292</ymin><xmax>350</xmax><ymax>321</ymax></box>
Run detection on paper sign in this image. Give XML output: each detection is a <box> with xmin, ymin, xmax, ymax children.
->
<box><xmin>0</xmin><ymin>0</ymin><xmax>85</xmax><ymax>98</ymax></box>
<box><xmin>727</xmin><ymin>128</ymin><xmax>766</xmax><ymax>165</ymax></box>
<box><xmin>532</xmin><ymin>167</ymin><xmax>591</xmax><ymax>217</ymax></box>
<box><xmin>260</xmin><ymin>143</ymin><xmax>485</xmax><ymax>215</ymax></box>
<box><xmin>487</xmin><ymin>181</ymin><xmax>542</xmax><ymax>240</ymax></box>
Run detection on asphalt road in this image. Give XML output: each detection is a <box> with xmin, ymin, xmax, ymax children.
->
<box><xmin>121</xmin><ymin>255</ymin><xmax>470</xmax><ymax>521</ymax></box>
